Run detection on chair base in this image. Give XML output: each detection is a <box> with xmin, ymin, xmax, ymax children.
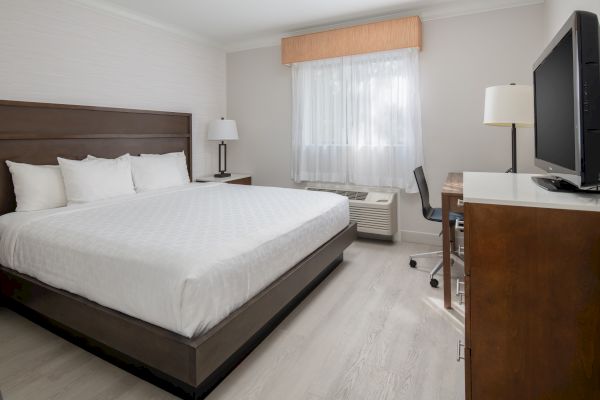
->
<box><xmin>409</xmin><ymin>251</ymin><xmax>444</xmax><ymax>288</ymax></box>
<box><xmin>409</xmin><ymin>250</ymin><xmax>443</xmax><ymax>260</ymax></box>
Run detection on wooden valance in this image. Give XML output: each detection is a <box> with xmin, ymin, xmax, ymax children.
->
<box><xmin>281</xmin><ymin>16</ymin><xmax>422</xmax><ymax>65</ymax></box>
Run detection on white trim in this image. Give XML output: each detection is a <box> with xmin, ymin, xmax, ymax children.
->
<box><xmin>69</xmin><ymin>0</ymin><xmax>223</xmax><ymax>48</ymax></box>
<box><xmin>420</xmin><ymin>0</ymin><xmax>544</xmax><ymax>22</ymax></box>
<box><xmin>225</xmin><ymin>36</ymin><xmax>285</xmax><ymax>53</ymax></box>
<box><xmin>226</xmin><ymin>0</ymin><xmax>544</xmax><ymax>52</ymax></box>
<box><xmin>69</xmin><ymin>0</ymin><xmax>543</xmax><ymax>53</ymax></box>
<box><xmin>400</xmin><ymin>230</ymin><xmax>442</xmax><ymax>246</ymax></box>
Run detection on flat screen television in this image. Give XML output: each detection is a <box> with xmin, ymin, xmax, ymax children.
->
<box><xmin>533</xmin><ymin>10</ymin><xmax>600</xmax><ymax>192</ymax></box>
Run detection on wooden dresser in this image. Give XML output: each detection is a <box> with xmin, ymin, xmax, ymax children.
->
<box><xmin>462</xmin><ymin>172</ymin><xmax>600</xmax><ymax>399</ymax></box>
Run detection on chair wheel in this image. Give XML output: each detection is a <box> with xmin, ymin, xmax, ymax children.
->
<box><xmin>430</xmin><ymin>278</ymin><xmax>439</xmax><ymax>288</ymax></box>
<box><xmin>409</xmin><ymin>259</ymin><xmax>417</xmax><ymax>268</ymax></box>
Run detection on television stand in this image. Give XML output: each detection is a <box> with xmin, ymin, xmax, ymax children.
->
<box><xmin>531</xmin><ymin>176</ymin><xmax>600</xmax><ymax>193</ymax></box>
<box><xmin>464</xmin><ymin>172</ymin><xmax>600</xmax><ymax>399</ymax></box>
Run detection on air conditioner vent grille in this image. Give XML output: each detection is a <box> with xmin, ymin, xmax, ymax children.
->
<box><xmin>306</xmin><ymin>186</ymin><xmax>398</xmax><ymax>241</ymax></box>
<box><xmin>307</xmin><ymin>188</ymin><xmax>368</xmax><ymax>201</ymax></box>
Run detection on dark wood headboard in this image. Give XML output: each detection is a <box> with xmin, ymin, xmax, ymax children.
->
<box><xmin>0</xmin><ymin>100</ymin><xmax>192</xmax><ymax>215</ymax></box>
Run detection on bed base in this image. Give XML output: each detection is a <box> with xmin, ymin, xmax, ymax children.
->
<box><xmin>0</xmin><ymin>100</ymin><xmax>357</xmax><ymax>398</ymax></box>
<box><xmin>0</xmin><ymin>223</ymin><xmax>357</xmax><ymax>399</ymax></box>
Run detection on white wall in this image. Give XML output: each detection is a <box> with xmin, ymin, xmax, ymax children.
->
<box><xmin>544</xmin><ymin>0</ymin><xmax>600</xmax><ymax>42</ymax></box>
<box><xmin>0</xmin><ymin>0</ymin><xmax>226</xmax><ymax>178</ymax></box>
<box><xmin>227</xmin><ymin>46</ymin><xmax>296</xmax><ymax>189</ymax></box>
<box><xmin>227</xmin><ymin>4</ymin><xmax>545</xmax><ymax>243</ymax></box>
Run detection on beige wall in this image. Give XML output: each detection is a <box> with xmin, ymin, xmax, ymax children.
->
<box><xmin>227</xmin><ymin>4</ymin><xmax>545</xmax><ymax>243</ymax></box>
<box><xmin>544</xmin><ymin>0</ymin><xmax>600</xmax><ymax>43</ymax></box>
<box><xmin>0</xmin><ymin>0</ymin><xmax>226</xmax><ymax>178</ymax></box>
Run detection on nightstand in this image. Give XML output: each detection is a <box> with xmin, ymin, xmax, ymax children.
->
<box><xmin>196</xmin><ymin>173</ymin><xmax>252</xmax><ymax>185</ymax></box>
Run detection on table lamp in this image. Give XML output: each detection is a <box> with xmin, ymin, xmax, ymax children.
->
<box><xmin>483</xmin><ymin>83</ymin><xmax>534</xmax><ymax>173</ymax></box>
<box><xmin>208</xmin><ymin>117</ymin><xmax>238</xmax><ymax>178</ymax></box>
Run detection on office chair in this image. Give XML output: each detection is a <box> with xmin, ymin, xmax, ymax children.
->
<box><xmin>409</xmin><ymin>166</ymin><xmax>463</xmax><ymax>288</ymax></box>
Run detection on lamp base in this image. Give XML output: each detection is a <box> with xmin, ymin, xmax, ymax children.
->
<box><xmin>214</xmin><ymin>172</ymin><xmax>231</xmax><ymax>178</ymax></box>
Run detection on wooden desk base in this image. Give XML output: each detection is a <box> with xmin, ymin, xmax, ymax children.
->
<box><xmin>441</xmin><ymin>172</ymin><xmax>463</xmax><ymax>309</ymax></box>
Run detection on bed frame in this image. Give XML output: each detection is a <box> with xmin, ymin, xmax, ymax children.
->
<box><xmin>0</xmin><ymin>100</ymin><xmax>357</xmax><ymax>399</ymax></box>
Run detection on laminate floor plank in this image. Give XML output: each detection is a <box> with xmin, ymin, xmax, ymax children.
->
<box><xmin>0</xmin><ymin>240</ymin><xmax>465</xmax><ymax>400</ymax></box>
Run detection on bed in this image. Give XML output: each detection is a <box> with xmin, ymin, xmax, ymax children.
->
<box><xmin>0</xmin><ymin>100</ymin><xmax>357</xmax><ymax>399</ymax></box>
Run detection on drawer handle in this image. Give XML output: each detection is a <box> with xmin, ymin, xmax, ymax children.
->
<box><xmin>457</xmin><ymin>198</ymin><xmax>464</xmax><ymax>207</ymax></box>
<box><xmin>456</xmin><ymin>280</ymin><xmax>465</xmax><ymax>305</ymax></box>
<box><xmin>457</xmin><ymin>340</ymin><xmax>465</xmax><ymax>362</ymax></box>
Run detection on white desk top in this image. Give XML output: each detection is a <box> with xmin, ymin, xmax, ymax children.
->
<box><xmin>463</xmin><ymin>172</ymin><xmax>600</xmax><ymax>212</ymax></box>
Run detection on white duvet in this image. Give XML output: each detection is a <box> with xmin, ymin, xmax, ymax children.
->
<box><xmin>0</xmin><ymin>183</ymin><xmax>349</xmax><ymax>338</ymax></box>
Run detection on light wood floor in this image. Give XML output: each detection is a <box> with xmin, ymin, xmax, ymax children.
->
<box><xmin>0</xmin><ymin>240</ymin><xmax>465</xmax><ymax>400</ymax></box>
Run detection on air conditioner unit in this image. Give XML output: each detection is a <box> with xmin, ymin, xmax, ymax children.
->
<box><xmin>306</xmin><ymin>187</ymin><xmax>397</xmax><ymax>241</ymax></box>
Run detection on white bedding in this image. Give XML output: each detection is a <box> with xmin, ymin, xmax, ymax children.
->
<box><xmin>0</xmin><ymin>183</ymin><xmax>349</xmax><ymax>338</ymax></box>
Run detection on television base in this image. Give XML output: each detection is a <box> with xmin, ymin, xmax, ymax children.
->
<box><xmin>532</xmin><ymin>176</ymin><xmax>600</xmax><ymax>193</ymax></box>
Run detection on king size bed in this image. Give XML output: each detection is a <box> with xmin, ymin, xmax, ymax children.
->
<box><xmin>0</xmin><ymin>100</ymin><xmax>356</xmax><ymax>399</ymax></box>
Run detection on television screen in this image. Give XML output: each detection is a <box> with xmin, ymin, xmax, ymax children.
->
<box><xmin>534</xmin><ymin>30</ymin><xmax>576</xmax><ymax>171</ymax></box>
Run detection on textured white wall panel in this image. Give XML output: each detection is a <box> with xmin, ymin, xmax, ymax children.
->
<box><xmin>0</xmin><ymin>0</ymin><xmax>226</xmax><ymax>178</ymax></box>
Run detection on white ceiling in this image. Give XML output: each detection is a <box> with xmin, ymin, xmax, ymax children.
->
<box><xmin>77</xmin><ymin>0</ymin><xmax>543</xmax><ymax>51</ymax></box>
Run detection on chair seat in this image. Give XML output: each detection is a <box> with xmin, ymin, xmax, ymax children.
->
<box><xmin>428</xmin><ymin>208</ymin><xmax>463</xmax><ymax>223</ymax></box>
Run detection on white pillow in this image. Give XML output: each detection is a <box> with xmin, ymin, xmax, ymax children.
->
<box><xmin>129</xmin><ymin>155</ymin><xmax>185</xmax><ymax>192</ymax></box>
<box><xmin>5</xmin><ymin>161</ymin><xmax>67</xmax><ymax>212</ymax></box>
<box><xmin>85</xmin><ymin>154</ymin><xmax>129</xmax><ymax>161</ymax></box>
<box><xmin>57</xmin><ymin>157</ymin><xmax>135</xmax><ymax>204</ymax></box>
<box><xmin>140</xmin><ymin>151</ymin><xmax>190</xmax><ymax>183</ymax></box>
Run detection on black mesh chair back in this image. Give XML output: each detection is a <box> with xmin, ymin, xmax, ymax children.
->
<box><xmin>414</xmin><ymin>166</ymin><xmax>433</xmax><ymax>220</ymax></box>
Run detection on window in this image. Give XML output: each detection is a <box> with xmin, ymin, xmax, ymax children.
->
<box><xmin>291</xmin><ymin>48</ymin><xmax>423</xmax><ymax>192</ymax></box>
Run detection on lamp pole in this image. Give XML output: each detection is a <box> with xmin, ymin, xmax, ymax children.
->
<box><xmin>511</xmin><ymin>122</ymin><xmax>517</xmax><ymax>173</ymax></box>
<box><xmin>510</xmin><ymin>83</ymin><xmax>517</xmax><ymax>173</ymax></box>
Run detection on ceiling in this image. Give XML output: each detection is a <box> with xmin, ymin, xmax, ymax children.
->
<box><xmin>77</xmin><ymin>0</ymin><xmax>542</xmax><ymax>51</ymax></box>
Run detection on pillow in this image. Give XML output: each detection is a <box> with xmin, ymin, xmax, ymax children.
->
<box><xmin>140</xmin><ymin>151</ymin><xmax>190</xmax><ymax>183</ymax></box>
<box><xmin>57</xmin><ymin>157</ymin><xmax>135</xmax><ymax>204</ymax></box>
<box><xmin>129</xmin><ymin>155</ymin><xmax>185</xmax><ymax>192</ymax></box>
<box><xmin>85</xmin><ymin>154</ymin><xmax>130</xmax><ymax>161</ymax></box>
<box><xmin>5</xmin><ymin>161</ymin><xmax>67</xmax><ymax>212</ymax></box>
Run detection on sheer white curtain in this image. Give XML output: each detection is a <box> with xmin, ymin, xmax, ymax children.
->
<box><xmin>291</xmin><ymin>48</ymin><xmax>423</xmax><ymax>193</ymax></box>
<box><xmin>291</xmin><ymin>57</ymin><xmax>348</xmax><ymax>183</ymax></box>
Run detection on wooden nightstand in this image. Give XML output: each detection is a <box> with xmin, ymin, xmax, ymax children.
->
<box><xmin>196</xmin><ymin>174</ymin><xmax>252</xmax><ymax>185</ymax></box>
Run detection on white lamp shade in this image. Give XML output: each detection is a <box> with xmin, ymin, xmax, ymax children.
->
<box><xmin>483</xmin><ymin>84</ymin><xmax>534</xmax><ymax>127</ymax></box>
<box><xmin>208</xmin><ymin>119</ymin><xmax>239</xmax><ymax>141</ymax></box>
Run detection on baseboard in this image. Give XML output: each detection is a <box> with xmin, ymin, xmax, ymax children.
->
<box><xmin>400</xmin><ymin>230</ymin><xmax>442</xmax><ymax>246</ymax></box>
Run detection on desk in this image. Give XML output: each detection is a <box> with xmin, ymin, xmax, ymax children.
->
<box><xmin>441</xmin><ymin>172</ymin><xmax>463</xmax><ymax>309</ymax></box>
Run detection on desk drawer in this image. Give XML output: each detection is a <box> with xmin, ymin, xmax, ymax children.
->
<box><xmin>448</xmin><ymin>195</ymin><xmax>464</xmax><ymax>213</ymax></box>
